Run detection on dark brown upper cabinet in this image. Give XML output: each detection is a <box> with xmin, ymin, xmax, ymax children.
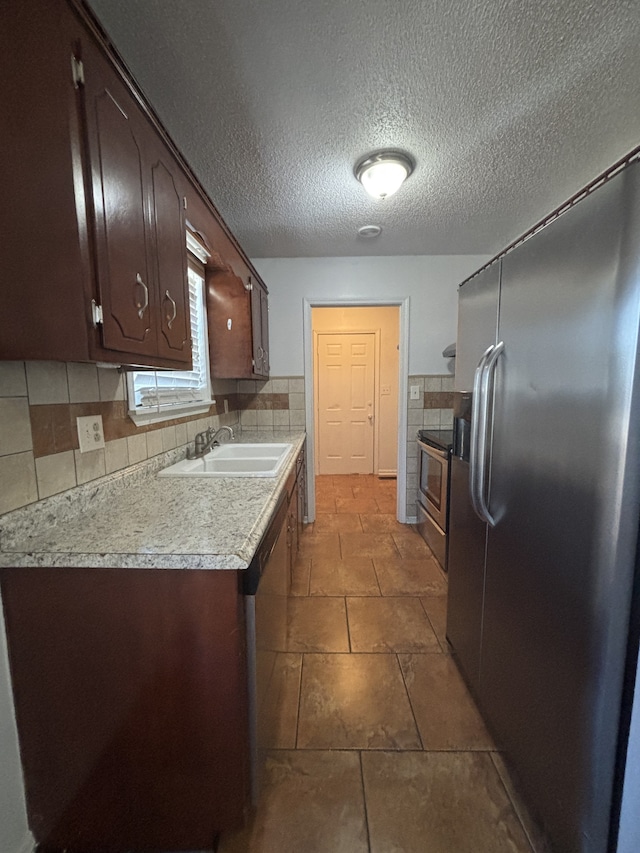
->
<box><xmin>0</xmin><ymin>0</ymin><xmax>267</xmax><ymax>372</ymax></box>
<box><xmin>205</xmin><ymin>256</ymin><xmax>270</xmax><ymax>380</ymax></box>
<box><xmin>82</xmin><ymin>35</ymin><xmax>191</xmax><ymax>365</ymax></box>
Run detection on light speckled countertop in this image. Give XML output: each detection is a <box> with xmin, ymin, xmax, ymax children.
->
<box><xmin>0</xmin><ymin>431</ymin><xmax>306</xmax><ymax>571</ymax></box>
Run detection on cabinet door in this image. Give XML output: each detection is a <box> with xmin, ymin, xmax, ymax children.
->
<box><xmin>149</xmin><ymin>148</ymin><xmax>191</xmax><ymax>363</ymax></box>
<box><xmin>260</xmin><ymin>283</ymin><xmax>270</xmax><ymax>375</ymax></box>
<box><xmin>83</xmin><ymin>41</ymin><xmax>157</xmax><ymax>357</ymax></box>
<box><xmin>206</xmin><ymin>268</ymin><xmax>253</xmax><ymax>377</ymax></box>
<box><xmin>250</xmin><ymin>279</ymin><xmax>269</xmax><ymax>378</ymax></box>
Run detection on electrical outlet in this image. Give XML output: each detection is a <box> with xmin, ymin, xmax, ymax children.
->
<box><xmin>76</xmin><ymin>415</ymin><xmax>105</xmax><ymax>453</ymax></box>
<box><xmin>410</xmin><ymin>385</ymin><xmax>421</xmax><ymax>400</ymax></box>
<box><xmin>381</xmin><ymin>384</ymin><xmax>391</xmax><ymax>396</ymax></box>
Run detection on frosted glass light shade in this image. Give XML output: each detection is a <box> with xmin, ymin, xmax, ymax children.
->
<box><xmin>355</xmin><ymin>151</ymin><xmax>413</xmax><ymax>200</ymax></box>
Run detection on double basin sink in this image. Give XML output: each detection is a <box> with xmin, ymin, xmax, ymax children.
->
<box><xmin>158</xmin><ymin>442</ymin><xmax>292</xmax><ymax>479</ymax></box>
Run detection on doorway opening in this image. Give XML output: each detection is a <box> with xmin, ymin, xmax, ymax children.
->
<box><xmin>303</xmin><ymin>298</ymin><xmax>410</xmax><ymax>523</ymax></box>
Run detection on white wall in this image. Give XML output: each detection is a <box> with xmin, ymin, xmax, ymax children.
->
<box><xmin>253</xmin><ymin>256</ymin><xmax>490</xmax><ymax>376</ymax></box>
<box><xmin>0</xmin><ymin>594</ymin><xmax>32</xmax><ymax>853</ymax></box>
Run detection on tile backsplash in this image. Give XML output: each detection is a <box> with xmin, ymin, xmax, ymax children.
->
<box><xmin>0</xmin><ymin>362</ymin><xmax>306</xmax><ymax>517</ymax></box>
<box><xmin>405</xmin><ymin>374</ymin><xmax>454</xmax><ymax>519</ymax></box>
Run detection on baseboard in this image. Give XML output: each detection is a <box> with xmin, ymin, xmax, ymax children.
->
<box><xmin>377</xmin><ymin>469</ymin><xmax>397</xmax><ymax>478</ymax></box>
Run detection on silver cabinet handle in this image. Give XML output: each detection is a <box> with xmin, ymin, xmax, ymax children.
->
<box><xmin>164</xmin><ymin>289</ymin><xmax>177</xmax><ymax>329</ymax></box>
<box><xmin>470</xmin><ymin>345</ymin><xmax>493</xmax><ymax>522</ymax></box>
<box><xmin>476</xmin><ymin>341</ymin><xmax>504</xmax><ymax>527</ymax></box>
<box><xmin>135</xmin><ymin>273</ymin><xmax>149</xmax><ymax>320</ymax></box>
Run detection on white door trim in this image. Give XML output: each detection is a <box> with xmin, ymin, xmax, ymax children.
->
<box><xmin>303</xmin><ymin>297</ymin><xmax>410</xmax><ymax>522</ymax></box>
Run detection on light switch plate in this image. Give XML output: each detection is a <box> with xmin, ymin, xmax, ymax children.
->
<box><xmin>381</xmin><ymin>384</ymin><xmax>391</xmax><ymax>396</ymax></box>
<box><xmin>410</xmin><ymin>385</ymin><xmax>421</xmax><ymax>400</ymax></box>
<box><xmin>77</xmin><ymin>415</ymin><xmax>106</xmax><ymax>453</ymax></box>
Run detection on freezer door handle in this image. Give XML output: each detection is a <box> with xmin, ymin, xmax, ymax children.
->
<box><xmin>470</xmin><ymin>344</ymin><xmax>494</xmax><ymax>521</ymax></box>
<box><xmin>476</xmin><ymin>341</ymin><xmax>504</xmax><ymax>526</ymax></box>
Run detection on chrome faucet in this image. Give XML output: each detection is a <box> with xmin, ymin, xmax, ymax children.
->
<box><xmin>186</xmin><ymin>425</ymin><xmax>235</xmax><ymax>459</ymax></box>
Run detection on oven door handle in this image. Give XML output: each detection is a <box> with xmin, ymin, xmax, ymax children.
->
<box><xmin>417</xmin><ymin>439</ymin><xmax>448</xmax><ymax>460</ymax></box>
<box><xmin>475</xmin><ymin>341</ymin><xmax>504</xmax><ymax>527</ymax></box>
<box><xmin>469</xmin><ymin>345</ymin><xmax>493</xmax><ymax>522</ymax></box>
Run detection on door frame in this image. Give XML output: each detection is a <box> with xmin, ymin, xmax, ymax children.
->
<box><xmin>303</xmin><ymin>297</ymin><xmax>410</xmax><ymax>522</ymax></box>
<box><xmin>313</xmin><ymin>329</ymin><xmax>380</xmax><ymax>476</ymax></box>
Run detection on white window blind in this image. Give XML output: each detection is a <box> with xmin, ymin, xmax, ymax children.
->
<box><xmin>127</xmin><ymin>260</ymin><xmax>212</xmax><ymax>423</ymax></box>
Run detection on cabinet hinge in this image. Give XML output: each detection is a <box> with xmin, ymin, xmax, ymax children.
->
<box><xmin>252</xmin><ymin>358</ymin><xmax>256</xmax><ymax>368</ymax></box>
<box><xmin>244</xmin><ymin>276</ymin><xmax>253</xmax><ymax>291</ymax></box>
<box><xmin>72</xmin><ymin>56</ymin><xmax>85</xmax><ymax>88</ymax></box>
<box><xmin>91</xmin><ymin>300</ymin><xmax>104</xmax><ymax>326</ymax></box>
<box><xmin>183</xmin><ymin>196</ymin><xmax>188</xmax><ymax>210</ymax></box>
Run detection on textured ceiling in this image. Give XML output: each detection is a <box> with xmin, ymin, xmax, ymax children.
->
<box><xmin>87</xmin><ymin>0</ymin><xmax>640</xmax><ymax>257</ymax></box>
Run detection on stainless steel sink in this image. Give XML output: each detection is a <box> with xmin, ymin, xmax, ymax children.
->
<box><xmin>158</xmin><ymin>443</ymin><xmax>293</xmax><ymax>478</ymax></box>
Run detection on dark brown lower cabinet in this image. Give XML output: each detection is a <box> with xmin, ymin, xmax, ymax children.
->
<box><xmin>0</xmin><ymin>567</ymin><xmax>250</xmax><ymax>853</ymax></box>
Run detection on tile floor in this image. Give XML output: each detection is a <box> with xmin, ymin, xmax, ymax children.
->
<box><xmin>219</xmin><ymin>475</ymin><xmax>546</xmax><ymax>853</ymax></box>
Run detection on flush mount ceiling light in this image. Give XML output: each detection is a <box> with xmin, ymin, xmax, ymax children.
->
<box><xmin>355</xmin><ymin>150</ymin><xmax>414</xmax><ymax>200</ymax></box>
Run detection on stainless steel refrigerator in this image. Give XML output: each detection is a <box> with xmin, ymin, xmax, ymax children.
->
<box><xmin>447</xmin><ymin>157</ymin><xmax>640</xmax><ymax>852</ymax></box>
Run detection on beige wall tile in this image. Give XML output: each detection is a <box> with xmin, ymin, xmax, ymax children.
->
<box><xmin>67</xmin><ymin>363</ymin><xmax>100</xmax><ymax>403</ymax></box>
<box><xmin>237</xmin><ymin>380</ymin><xmax>256</xmax><ymax>393</ymax></box>
<box><xmin>257</xmin><ymin>409</ymin><xmax>274</xmax><ymax>427</ymax></box>
<box><xmin>0</xmin><ymin>398</ymin><xmax>33</xmax><ymax>455</ymax></box>
<box><xmin>0</xmin><ymin>362</ymin><xmax>27</xmax><ymax>397</ymax></box>
<box><xmin>270</xmin><ymin>378</ymin><xmax>289</xmax><ymax>393</ymax></box>
<box><xmin>175</xmin><ymin>423</ymin><xmax>188</xmax><ymax>447</ymax></box>
<box><xmin>407</xmin><ymin>407</ymin><xmax>423</xmax><ymax>426</ymax></box>
<box><xmin>98</xmin><ymin>367</ymin><xmax>126</xmax><ymax>402</ymax></box>
<box><xmin>273</xmin><ymin>410</ymin><xmax>290</xmax><ymax>427</ymax></box>
<box><xmin>26</xmin><ymin>362</ymin><xmax>69</xmax><ymax>405</ymax></box>
<box><xmin>423</xmin><ymin>410</ymin><xmax>441</xmax><ymax>427</ymax></box>
<box><xmin>74</xmin><ymin>448</ymin><xmax>106</xmax><ymax>485</ymax></box>
<box><xmin>105</xmin><ymin>438</ymin><xmax>129</xmax><ymax>474</ymax></box>
<box><xmin>162</xmin><ymin>425</ymin><xmax>177</xmax><ymax>451</ymax></box>
<box><xmin>288</xmin><ymin>377</ymin><xmax>304</xmax><ymax>393</ymax></box>
<box><xmin>146</xmin><ymin>429</ymin><xmax>164</xmax><ymax>457</ymax></box>
<box><xmin>240</xmin><ymin>409</ymin><xmax>258</xmax><ymax>427</ymax></box>
<box><xmin>35</xmin><ymin>450</ymin><xmax>76</xmax><ymax>498</ymax></box>
<box><xmin>127</xmin><ymin>433</ymin><xmax>148</xmax><ymax>464</ymax></box>
<box><xmin>289</xmin><ymin>392</ymin><xmax>305</xmax><ymax>410</ymax></box>
<box><xmin>290</xmin><ymin>409</ymin><xmax>306</xmax><ymax>427</ymax></box>
<box><xmin>0</xmin><ymin>451</ymin><xmax>38</xmax><ymax>514</ymax></box>
<box><xmin>424</xmin><ymin>376</ymin><xmax>443</xmax><ymax>392</ymax></box>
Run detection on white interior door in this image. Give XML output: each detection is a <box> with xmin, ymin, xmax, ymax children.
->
<box><xmin>316</xmin><ymin>332</ymin><xmax>375</xmax><ymax>474</ymax></box>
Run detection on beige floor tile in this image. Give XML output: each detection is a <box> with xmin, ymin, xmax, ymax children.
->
<box><xmin>399</xmin><ymin>653</ymin><xmax>494</xmax><ymax>750</ymax></box>
<box><xmin>290</xmin><ymin>556</ymin><xmax>311</xmax><ymax>596</ymax></box>
<box><xmin>374</xmin><ymin>555</ymin><xmax>447</xmax><ymax>597</ymax></box>
<box><xmin>258</xmin><ymin>653</ymin><xmax>302</xmax><ymax>750</ymax></box>
<box><xmin>312</xmin><ymin>512</ymin><xmax>363</xmax><ymax>533</ymax></box>
<box><xmin>360</xmin><ymin>513</ymin><xmax>406</xmax><ymax>533</ymax></box>
<box><xmin>298</xmin><ymin>531</ymin><xmax>341</xmax><ymax>560</ymax></box>
<box><xmin>297</xmin><ymin>653</ymin><xmax>421</xmax><ymax>749</ymax></box>
<box><xmin>376</xmin><ymin>499</ymin><xmax>398</xmax><ymax>513</ymax></box>
<box><xmin>340</xmin><ymin>532</ymin><xmax>400</xmax><ymax>559</ymax></box>
<box><xmin>362</xmin><ymin>751</ymin><xmax>533</xmax><ymax>853</ymax></box>
<box><xmin>421</xmin><ymin>595</ymin><xmax>449</xmax><ymax>649</ymax></box>
<box><xmin>286</xmin><ymin>597</ymin><xmax>349</xmax><ymax>652</ymax></box>
<box><xmin>218</xmin><ymin>750</ymin><xmax>368</xmax><ymax>853</ymax></box>
<box><xmin>310</xmin><ymin>556</ymin><xmax>380</xmax><ymax>596</ymax></box>
<box><xmin>392</xmin><ymin>531</ymin><xmax>434</xmax><ymax>558</ymax></box>
<box><xmin>335</xmin><ymin>495</ymin><xmax>381</xmax><ymax>513</ymax></box>
<box><xmin>347</xmin><ymin>597</ymin><xmax>441</xmax><ymax>653</ymax></box>
<box><xmin>314</xmin><ymin>495</ymin><xmax>337</xmax><ymax>512</ymax></box>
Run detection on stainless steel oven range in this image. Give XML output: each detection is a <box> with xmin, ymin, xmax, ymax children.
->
<box><xmin>416</xmin><ymin>428</ymin><xmax>453</xmax><ymax>570</ymax></box>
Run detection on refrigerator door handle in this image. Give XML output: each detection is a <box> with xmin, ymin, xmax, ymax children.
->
<box><xmin>476</xmin><ymin>341</ymin><xmax>504</xmax><ymax>527</ymax></box>
<box><xmin>469</xmin><ymin>344</ymin><xmax>494</xmax><ymax>521</ymax></box>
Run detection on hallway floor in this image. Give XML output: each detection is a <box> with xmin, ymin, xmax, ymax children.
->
<box><xmin>219</xmin><ymin>475</ymin><xmax>545</xmax><ymax>853</ymax></box>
